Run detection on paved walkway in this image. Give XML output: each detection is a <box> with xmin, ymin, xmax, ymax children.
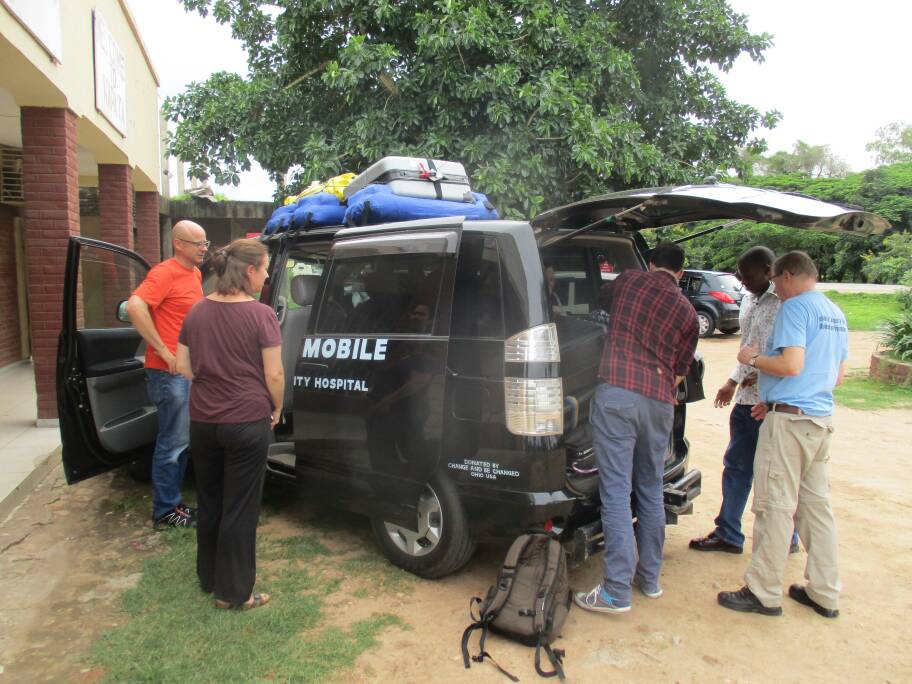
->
<box><xmin>0</xmin><ymin>361</ymin><xmax>61</xmax><ymax>520</ymax></box>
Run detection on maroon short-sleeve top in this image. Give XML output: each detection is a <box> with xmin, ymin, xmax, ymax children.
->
<box><xmin>179</xmin><ymin>298</ymin><xmax>282</xmax><ymax>423</ymax></box>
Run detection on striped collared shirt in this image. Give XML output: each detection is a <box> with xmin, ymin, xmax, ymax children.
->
<box><xmin>731</xmin><ymin>281</ymin><xmax>779</xmax><ymax>405</ymax></box>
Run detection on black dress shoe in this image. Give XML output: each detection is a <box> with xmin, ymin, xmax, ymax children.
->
<box><xmin>718</xmin><ymin>586</ymin><xmax>782</xmax><ymax>616</ymax></box>
<box><xmin>689</xmin><ymin>533</ymin><xmax>743</xmax><ymax>554</ymax></box>
<box><xmin>788</xmin><ymin>584</ymin><xmax>839</xmax><ymax>618</ymax></box>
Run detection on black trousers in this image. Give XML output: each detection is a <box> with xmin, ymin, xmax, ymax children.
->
<box><xmin>190</xmin><ymin>418</ymin><xmax>270</xmax><ymax>605</ymax></box>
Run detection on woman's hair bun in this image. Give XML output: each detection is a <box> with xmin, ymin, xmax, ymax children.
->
<box><xmin>210</xmin><ymin>248</ymin><xmax>229</xmax><ymax>276</ymax></box>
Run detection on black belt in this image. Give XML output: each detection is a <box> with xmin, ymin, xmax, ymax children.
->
<box><xmin>767</xmin><ymin>402</ymin><xmax>804</xmax><ymax>415</ymax></box>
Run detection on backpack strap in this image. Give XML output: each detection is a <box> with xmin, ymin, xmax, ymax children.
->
<box><xmin>534</xmin><ymin>637</ymin><xmax>566</xmax><ymax>680</ymax></box>
<box><xmin>484</xmin><ymin>534</ymin><xmax>536</xmax><ymax>618</ymax></box>
<box><xmin>533</xmin><ymin>539</ymin><xmax>565</xmax><ymax>635</ymax></box>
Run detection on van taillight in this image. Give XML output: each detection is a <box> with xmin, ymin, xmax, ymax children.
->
<box><xmin>504</xmin><ymin>324</ymin><xmax>563</xmax><ymax>436</ymax></box>
<box><xmin>708</xmin><ymin>291</ymin><xmax>736</xmax><ymax>304</ymax></box>
<box><xmin>504</xmin><ymin>323</ymin><xmax>560</xmax><ymax>363</ymax></box>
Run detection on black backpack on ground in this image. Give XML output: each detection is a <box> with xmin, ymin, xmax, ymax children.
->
<box><xmin>461</xmin><ymin>533</ymin><xmax>571</xmax><ymax>681</ymax></box>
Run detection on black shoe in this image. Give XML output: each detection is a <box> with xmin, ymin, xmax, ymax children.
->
<box><xmin>718</xmin><ymin>586</ymin><xmax>782</xmax><ymax>616</ymax></box>
<box><xmin>154</xmin><ymin>506</ymin><xmax>196</xmax><ymax>530</ymax></box>
<box><xmin>689</xmin><ymin>532</ymin><xmax>743</xmax><ymax>554</ymax></box>
<box><xmin>788</xmin><ymin>585</ymin><xmax>839</xmax><ymax>618</ymax></box>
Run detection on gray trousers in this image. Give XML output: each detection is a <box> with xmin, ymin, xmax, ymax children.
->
<box><xmin>591</xmin><ymin>383</ymin><xmax>674</xmax><ymax>602</ymax></box>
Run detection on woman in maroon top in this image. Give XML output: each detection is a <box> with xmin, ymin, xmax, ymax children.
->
<box><xmin>176</xmin><ymin>239</ymin><xmax>283</xmax><ymax>611</ymax></box>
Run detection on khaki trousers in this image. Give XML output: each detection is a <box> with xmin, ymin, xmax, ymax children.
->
<box><xmin>744</xmin><ymin>411</ymin><xmax>841</xmax><ymax>610</ymax></box>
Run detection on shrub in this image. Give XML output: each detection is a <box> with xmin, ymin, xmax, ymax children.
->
<box><xmin>898</xmin><ymin>272</ymin><xmax>912</xmax><ymax>311</ymax></box>
<box><xmin>881</xmin><ymin>312</ymin><xmax>912</xmax><ymax>361</ymax></box>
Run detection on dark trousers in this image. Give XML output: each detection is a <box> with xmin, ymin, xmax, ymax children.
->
<box><xmin>713</xmin><ymin>404</ymin><xmax>798</xmax><ymax>550</ymax></box>
<box><xmin>190</xmin><ymin>419</ymin><xmax>270</xmax><ymax>605</ymax></box>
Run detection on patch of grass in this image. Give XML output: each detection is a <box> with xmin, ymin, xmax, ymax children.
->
<box><xmin>339</xmin><ymin>553</ymin><xmax>417</xmax><ymax>596</ymax></box>
<box><xmin>824</xmin><ymin>292</ymin><xmax>903</xmax><ymax>331</ymax></box>
<box><xmin>89</xmin><ymin>529</ymin><xmax>403</xmax><ymax>683</ymax></box>
<box><xmin>834</xmin><ymin>374</ymin><xmax>912</xmax><ymax>410</ymax></box>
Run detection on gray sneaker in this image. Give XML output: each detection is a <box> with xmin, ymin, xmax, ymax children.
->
<box><xmin>573</xmin><ymin>585</ymin><xmax>631</xmax><ymax>614</ymax></box>
<box><xmin>633</xmin><ymin>576</ymin><xmax>663</xmax><ymax>599</ymax></box>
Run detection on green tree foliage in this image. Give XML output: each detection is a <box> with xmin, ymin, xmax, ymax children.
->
<box><xmin>647</xmin><ymin>162</ymin><xmax>912</xmax><ymax>282</ymax></box>
<box><xmin>164</xmin><ymin>0</ymin><xmax>777</xmax><ymax>215</ymax></box>
<box><xmin>866</xmin><ymin>121</ymin><xmax>912</xmax><ymax>166</ymax></box>
<box><xmin>755</xmin><ymin>140</ymin><xmax>848</xmax><ymax>178</ymax></box>
<box><xmin>862</xmin><ymin>232</ymin><xmax>912</xmax><ymax>284</ymax></box>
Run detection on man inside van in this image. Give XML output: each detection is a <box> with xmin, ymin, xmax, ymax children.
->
<box><xmin>574</xmin><ymin>242</ymin><xmax>698</xmax><ymax>614</ymax></box>
<box><xmin>718</xmin><ymin>251</ymin><xmax>846</xmax><ymax>618</ymax></box>
<box><xmin>126</xmin><ymin>221</ymin><xmax>208</xmax><ymax>529</ymax></box>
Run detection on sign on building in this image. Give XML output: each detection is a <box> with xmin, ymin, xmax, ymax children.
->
<box><xmin>92</xmin><ymin>8</ymin><xmax>127</xmax><ymax>136</ymax></box>
<box><xmin>1</xmin><ymin>0</ymin><xmax>63</xmax><ymax>62</ymax></box>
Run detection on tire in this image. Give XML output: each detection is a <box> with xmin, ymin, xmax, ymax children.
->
<box><xmin>370</xmin><ymin>473</ymin><xmax>476</xmax><ymax>579</ymax></box>
<box><xmin>696</xmin><ymin>310</ymin><xmax>716</xmax><ymax>338</ymax></box>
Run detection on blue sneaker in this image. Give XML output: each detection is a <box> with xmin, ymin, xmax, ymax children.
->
<box><xmin>573</xmin><ymin>585</ymin><xmax>631</xmax><ymax>614</ymax></box>
<box><xmin>633</xmin><ymin>576</ymin><xmax>663</xmax><ymax>599</ymax></box>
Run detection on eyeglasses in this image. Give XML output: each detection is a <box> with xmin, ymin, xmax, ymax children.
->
<box><xmin>176</xmin><ymin>237</ymin><xmax>211</xmax><ymax>249</ymax></box>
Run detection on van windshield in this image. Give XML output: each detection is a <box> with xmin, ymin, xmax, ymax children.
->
<box><xmin>316</xmin><ymin>253</ymin><xmax>444</xmax><ymax>335</ymax></box>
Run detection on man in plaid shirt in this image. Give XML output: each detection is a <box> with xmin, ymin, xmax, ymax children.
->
<box><xmin>574</xmin><ymin>242</ymin><xmax>698</xmax><ymax>614</ymax></box>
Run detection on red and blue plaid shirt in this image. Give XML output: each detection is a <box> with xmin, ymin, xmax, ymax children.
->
<box><xmin>599</xmin><ymin>270</ymin><xmax>699</xmax><ymax>404</ymax></box>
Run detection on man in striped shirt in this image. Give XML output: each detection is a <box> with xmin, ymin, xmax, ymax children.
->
<box><xmin>574</xmin><ymin>242</ymin><xmax>698</xmax><ymax>615</ymax></box>
<box><xmin>689</xmin><ymin>247</ymin><xmax>798</xmax><ymax>555</ymax></box>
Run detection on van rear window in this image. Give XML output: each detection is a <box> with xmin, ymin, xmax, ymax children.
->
<box><xmin>315</xmin><ymin>253</ymin><xmax>444</xmax><ymax>335</ymax></box>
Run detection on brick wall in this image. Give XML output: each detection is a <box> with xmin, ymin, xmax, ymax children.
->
<box><xmin>21</xmin><ymin>107</ymin><xmax>81</xmax><ymax>420</ymax></box>
<box><xmin>0</xmin><ymin>204</ymin><xmax>21</xmax><ymax>368</ymax></box>
<box><xmin>98</xmin><ymin>164</ymin><xmax>134</xmax><ymax>327</ymax></box>
<box><xmin>135</xmin><ymin>191</ymin><xmax>161</xmax><ymax>264</ymax></box>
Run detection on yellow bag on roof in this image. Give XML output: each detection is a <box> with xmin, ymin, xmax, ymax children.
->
<box><xmin>283</xmin><ymin>172</ymin><xmax>356</xmax><ymax>205</ymax></box>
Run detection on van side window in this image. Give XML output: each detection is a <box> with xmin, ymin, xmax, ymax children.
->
<box><xmin>316</xmin><ymin>253</ymin><xmax>444</xmax><ymax>335</ymax></box>
<box><xmin>452</xmin><ymin>234</ymin><xmax>504</xmax><ymax>339</ymax></box>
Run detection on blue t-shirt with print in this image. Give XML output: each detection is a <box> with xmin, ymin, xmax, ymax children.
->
<box><xmin>759</xmin><ymin>290</ymin><xmax>848</xmax><ymax>416</ymax></box>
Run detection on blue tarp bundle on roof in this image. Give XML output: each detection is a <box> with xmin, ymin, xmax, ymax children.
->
<box><xmin>264</xmin><ymin>192</ymin><xmax>346</xmax><ymax>234</ymax></box>
<box><xmin>343</xmin><ymin>184</ymin><xmax>498</xmax><ymax>226</ymax></box>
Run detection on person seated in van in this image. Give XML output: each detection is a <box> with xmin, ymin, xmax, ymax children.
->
<box><xmin>543</xmin><ymin>259</ymin><xmax>564</xmax><ymax>316</ymax></box>
<box><xmin>320</xmin><ymin>264</ymin><xmax>356</xmax><ymax>332</ymax></box>
<box><xmin>581</xmin><ymin>280</ymin><xmax>616</xmax><ymax>328</ymax></box>
<box><xmin>349</xmin><ymin>265</ymin><xmax>404</xmax><ymax>332</ymax></box>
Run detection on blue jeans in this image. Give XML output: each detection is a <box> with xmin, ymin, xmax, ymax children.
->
<box><xmin>146</xmin><ymin>369</ymin><xmax>191</xmax><ymax>519</ymax></box>
<box><xmin>591</xmin><ymin>384</ymin><xmax>673</xmax><ymax>603</ymax></box>
<box><xmin>713</xmin><ymin>404</ymin><xmax>798</xmax><ymax>549</ymax></box>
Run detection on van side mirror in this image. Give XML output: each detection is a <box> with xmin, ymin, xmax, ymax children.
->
<box><xmin>116</xmin><ymin>300</ymin><xmax>131</xmax><ymax>324</ymax></box>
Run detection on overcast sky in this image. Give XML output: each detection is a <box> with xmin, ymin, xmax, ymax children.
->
<box><xmin>129</xmin><ymin>0</ymin><xmax>912</xmax><ymax>201</ymax></box>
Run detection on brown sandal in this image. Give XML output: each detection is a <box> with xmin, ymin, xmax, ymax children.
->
<box><xmin>215</xmin><ymin>592</ymin><xmax>270</xmax><ymax>611</ymax></box>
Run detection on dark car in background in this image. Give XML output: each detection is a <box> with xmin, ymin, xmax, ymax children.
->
<box><xmin>680</xmin><ymin>269</ymin><xmax>743</xmax><ymax>337</ymax></box>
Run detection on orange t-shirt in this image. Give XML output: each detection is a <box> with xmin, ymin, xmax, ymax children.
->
<box><xmin>132</xmin><ymin>258</ymin><xmax>203</xmax><ymax>370</ymax></box>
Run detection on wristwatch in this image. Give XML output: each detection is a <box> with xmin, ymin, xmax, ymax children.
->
<box><xmin>749</xmin><ymin>354</ymin><xmax>759</xmax><ymax>367</ymax></box>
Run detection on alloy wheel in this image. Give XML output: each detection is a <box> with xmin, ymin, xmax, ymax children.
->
<box><xmin>382</xmin><ymin>485</ymin><xmax>443</xmax><ymax>557</ymax></box>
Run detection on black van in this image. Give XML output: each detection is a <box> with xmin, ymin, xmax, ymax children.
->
<box><xmin>56</xmin><ymin>183</ymin><xmax>889</xmax><ymax>578</ymax></box>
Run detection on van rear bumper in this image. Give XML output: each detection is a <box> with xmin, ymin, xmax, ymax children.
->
<box><xmin>458</xmin><ymin>483</ymin><xmax>578</xmax><ymax>543</ymax></box>
<box><xmin>460</xmin><ymin>467</ymin><xmax>701</xmax><ymax>543</ymax></box>
<box><xmin>564</xmin><ymin>468</ymin><xmax>702</xmax><ymax>565</ymax></box>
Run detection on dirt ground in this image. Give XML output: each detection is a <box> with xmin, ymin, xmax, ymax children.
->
<box><xmin>1</xmin><ymin>331</ymin><xmax>910</xmax><ymax>683</ymax></box>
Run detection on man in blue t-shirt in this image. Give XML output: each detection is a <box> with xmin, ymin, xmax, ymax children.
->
<box><xmin>718</xmin><ymin>251</ymin><xmax>847</xmax><ymax>619</ymax></box>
